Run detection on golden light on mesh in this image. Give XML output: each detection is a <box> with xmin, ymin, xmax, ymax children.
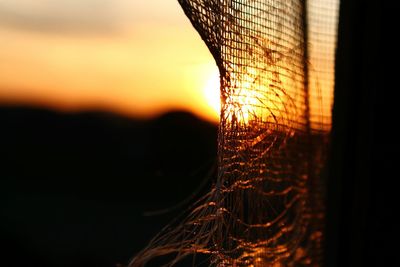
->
<box><xmin>231</xmin><ymin>82</ymin><xmax>262</xmax><ymax>123</ymax></box>
<box><xmin>221</xmin><ymin>68</ymin><xmax>262</xmax><ymax>124</ymax></box>
<box><xmin>222</xmin><ymin>70</ymin><xmax>289</xmax><ymax>126</ymax></box>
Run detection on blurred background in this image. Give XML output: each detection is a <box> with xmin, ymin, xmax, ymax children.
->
<box><xmin>0</xmin><ymin>0</ymin><xmax>221</xmax><ymax>121</ymax></box>
<box><xmin>1</xmin><ymin>1</ymin><xmax>219</xmax><ymax>266</ymax></box>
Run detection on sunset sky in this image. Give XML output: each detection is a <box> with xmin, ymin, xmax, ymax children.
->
<box><xmin>0</xmin><ymin>0</ymin><xmax>220</xmax><ymax>121</ymax></box>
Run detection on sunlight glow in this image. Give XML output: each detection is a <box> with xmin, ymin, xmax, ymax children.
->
<box><xmin>203</xmin><ymin>68</ymin><xmax>220</xmax><ymax>119</ymax></box>
<box><xmin>223</xmin><ymin>69</ymin><xmax>268</xmax><ymax>125</ymax></box>
<box><xmin>221</xmin><ymin>66</ymin><xmax>298</xmax><ymax>127</ymax></box>
<box><xmin>226</xmin><ymin>81</ymin><xmax>261</xmax><ymax>124</ymax></box>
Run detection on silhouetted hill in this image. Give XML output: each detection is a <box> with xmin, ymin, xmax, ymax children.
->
<box><xmin>0</xmin><ymin>106</ymin><xmax>217</xmax><ymax>267</ymax></box>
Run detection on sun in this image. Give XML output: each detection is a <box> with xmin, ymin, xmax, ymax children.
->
<box><xmin>203</xmin><ymin>69</ymin><xmax>220</xmax><ymax>119</ymax></box>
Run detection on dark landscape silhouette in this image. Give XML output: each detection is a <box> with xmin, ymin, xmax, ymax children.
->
<box><xmin>1</xmin><ymin>106</ymin><xmax>217</xmax><ymax>267</ymax></box>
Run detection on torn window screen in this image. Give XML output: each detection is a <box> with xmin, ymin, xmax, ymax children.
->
<box><xmin>129</xmin><ymin>0</ymin><xmax>338</xmax><ymax>266</ymax></box>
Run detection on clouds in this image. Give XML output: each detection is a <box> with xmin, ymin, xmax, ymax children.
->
<box><xmin>0</xmin><ymin>0</ymin><xmax>117</xmax><ymax>34</ymax></box>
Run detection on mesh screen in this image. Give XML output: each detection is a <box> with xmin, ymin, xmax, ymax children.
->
<box><xmin>128</xmin><ymin>0</ymin><xmax>338</xmax><ymax>266</ymax></box>
<box><xmin>307</xmin><ymin>0</ymin><xmax>339</xmax><ymax>131</ymax></box>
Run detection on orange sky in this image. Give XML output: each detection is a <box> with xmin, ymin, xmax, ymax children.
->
<box><xmin>0</xmin><ymin>0</ymin><xmax>220</xmax><ymax>122</ymax></box>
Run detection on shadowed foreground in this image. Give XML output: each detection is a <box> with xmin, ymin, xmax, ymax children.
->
<box><xmin>0</xmin><ymin>106</ymin><xmax>217</xmax><ymax>267</ymax></box>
